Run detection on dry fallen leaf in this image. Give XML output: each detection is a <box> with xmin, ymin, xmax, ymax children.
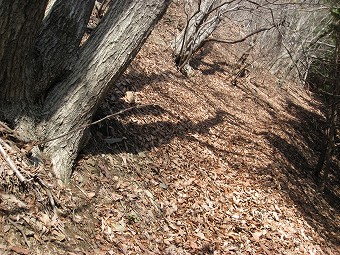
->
<box><xmin>112</xmin><ymin>193</ymin><xmax>124</xmax><ymax>201</ymax></box>
<box><xmin>39</xmin><ymin>213</ymin><xmax>51</xmax><ymax>227</ymax></box>
<box><xmin>3</xmin><ymin>224</ymin><xmax>10</xmax><ymax>233</ymax></box>
<box><xmin>112</xmin><ymin>219</ymin><xmax>126</xmax><ymax>232</ymax></box>
<box><xmin>0</xmin><ymin>194</ymin><xmax>28</xmax><ymax>209</ymax></box>
<box><xmin>190</xmin><ymin>241</ymin><xmax>199</xmax><ymax>249</ymax></box>
<box><xmin>252</xmin><ymin>231</ymin><xmax>263</xmax><ymax>242</ymax></box>
<box><xmin>52</xmin><ymin>230</ymin><xmax>66</xmax><ymax>242</ymax></box>
<box><xmin>87</xmin><ymin>192</ymin><xmax>96</xmax><ymax>199</ymax></box>
<box><xmin>195</xmin><ymin>231</ymin><xmax>206</xmax><ymax>240</ymax></box>
<box><xmin>9</xmin><ymin>246</ymin><xmax>29</xmax><ymax>255</ymax></box>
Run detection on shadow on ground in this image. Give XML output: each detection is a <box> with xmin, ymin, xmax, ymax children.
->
<box><xmin>83</xmin><ymin>69</ymin><xmax>340</xmax><ymax>248</ymax></box>
<box><xmin>190</xmin><ymin>46</ymin><xmax>230</xmax><ymax>76</ymax></box>
<box><xmin>262</xmin><ymin>100</ymin><xmax>340</xmax><ymax>245</ymax></box>
<box><xmin>87</xmin><ymin>106</ymin><xmax>235</xmax><ymax>155</ymax></box>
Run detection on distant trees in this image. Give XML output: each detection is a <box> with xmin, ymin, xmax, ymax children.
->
<box><xmin>311</xmin><ymin>7</ymin><xmax>340</xmax><ymax>181</ymax></box>
<box><xmin>0</xmin><ymin>0</ymin><xmax>170</xmax><ymax>182</ymax></box>
<box><xmin>173</xmin><ymin>0</ymin><xmax>278</xmax><ymax>76</ymax></box>
<box><xmin>239</xmin><ymin>1</ymin><xmax>339</xmax><ymax>182</ymax></box>
<box><xmin>173</xmin><ymin>0</ymin><xmax>339</xmax><ymax>181</ymax></box>
<box><xmin>172</xmin><ymin>0</ymin><xmax>334</xmax><ymax>82</ymax></box>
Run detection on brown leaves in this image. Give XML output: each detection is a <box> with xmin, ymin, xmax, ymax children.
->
<box><xmin>9</xmin><ymin>246</ymin><xmax>29</xmax><ymax>255</ymax></box>
<box><xmin>252</xmin><ymin>231</ymin><xmax>263</xmax><ymax>242</ymax></box>
<box><xmin>0</xmin><ymin>2</ymin><xmax>338</xmax><ymax>254</ymax></box>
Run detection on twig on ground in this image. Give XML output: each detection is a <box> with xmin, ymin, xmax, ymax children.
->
<box><xmin>35</xmin><ymin>104</ymin><xmax>153</xmax><ymax>146</ymax></box>
<box><xmin>0</xmin><ymin>137</ymin><xmax>15</xmax><ymax>153</ymax></box>
<box><xmin>0</xmin><ymin>140</ymin><xmax>26</xmax><ymax>182</ymax></box>
<box><xmin>0</xmin><ymin>138</ymin><xmax>30</xmax><ymax>168</ymax></box>
<box><xmin>8</xmin><ymin>218</ymin><xmax>30</xmax><ymax>248</ymax></box>
<box><xmin>75</xmin><ymin>185</ymin><xmax>91</xmax><ymax>200</ymax></box>
<box><xmin>35</xmin><ymin>177</ymin><xmax>57</xmax><ymax>212</ymax></box>
<box><xmin>0</xmin><ymin>121</ymin><xmax>29</xmax><ymax>143</ymax></box>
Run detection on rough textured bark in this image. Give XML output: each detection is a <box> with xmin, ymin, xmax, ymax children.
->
<box><xmin>33</xmin><ymin>0</ymin><xmax>95</xmax><ymax>99</ymax></box>
<box><xmin>0</xmin><ymin>0</ymin><xmax>170</xmax><ymax>182</ymax></box>
<box><xmin>40</xmin><ymin>0</ymin><xmax>170</xmax><ymax>181</ymax></box>
<box><xmin>0</xmin><ymin>0</ymin><xmax>48</xmax><ymax>103</ymax></box>
<box><xmin>174</xmin><ymin>0</ymin><xmax>221</xmax><ymax>56</ymax></box>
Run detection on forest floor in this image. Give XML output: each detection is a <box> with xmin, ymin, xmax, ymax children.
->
<box><xmin>0</xmin><ymin>2</ymin><xmax>339</xmax><ymax>255</ymax></box>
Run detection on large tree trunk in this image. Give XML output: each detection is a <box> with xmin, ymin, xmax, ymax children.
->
<box><xmin>0</xmin><ymin>0</ymin><xmax>48</xmax><ymax>104</ymax></box>
<box><xmin>0</xmin><ymin>0</ymin><xmax>170</xmax><ymax>182</ymax></box>
<box><xmin>33</xmin><ymin>0</ymin><xmax>96</xmax><ymax>99</ymax></box>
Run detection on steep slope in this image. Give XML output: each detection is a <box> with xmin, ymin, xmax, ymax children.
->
<box><xmin>0</xmin><ymin>2</ymin><xmax>339</xmax><ymax>255</ymax></box>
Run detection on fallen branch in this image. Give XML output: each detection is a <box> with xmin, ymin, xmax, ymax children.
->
<box><xmin>34</xmin><ymin>104</ymin><xmax>152</xmax><ymax>146</ymax></box>
<box><xmin>8</xmin><ymin>218</ymin><xmax>30</xmax><ymax>248</ymax></box>
<box><xmin>0</xmin><ymin>140</ymin><xmax>26</xmax><ymax>182</ymax></box>
<box><xmin>34</xmin><ymin>177</ymin><xmax>57</xmax><ymax>212</ymax></box>
<box><xmin>0</xmin><ymin>137</ymin><xmax>15</xmax><ymax>153</ymax></box>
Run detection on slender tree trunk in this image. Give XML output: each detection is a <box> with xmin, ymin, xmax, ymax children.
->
<box><xmin>315</xmin><ymin>23</ymin><xmax>340</xmax><ymax>181</ymax></box>
<box><xmin>322</xmin><ymin>27</ymin><xmax>340</xmax><ymax>181</ymax></box>
<box><xmin>173</xmin><ymin>0</ymin><xmax>226</xmax><ymax>75</ymax></box>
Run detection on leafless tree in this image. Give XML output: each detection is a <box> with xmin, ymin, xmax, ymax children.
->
<box><xmin>173</xmin><ymin>0</ymin><xmax>334</xmax><ymax>81</ymax></box>
<box><xmin>312</xmin><ymin>6</ymin><xmax>340</xmax><ymax>181</ymax></box>
<box><xmin>173</xmin><ymin>0</ymin><xmax>280</xmax><ymax>76</ymax></box>
<box><xmin>174</xmin><ymin>0</ymin><xmax>339</xmax><ymax>181</ymax></box>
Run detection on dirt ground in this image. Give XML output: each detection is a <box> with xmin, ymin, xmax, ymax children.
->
<box><xmin>0</xmin><ymin>2</ymin><xmax>339</xmax><ymax>255</ymax></box>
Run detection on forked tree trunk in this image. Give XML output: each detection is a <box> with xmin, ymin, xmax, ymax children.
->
<box><xmin>173</xmin><ymin>0</ymin><xmax>233</xmax><ymax>75</ymax></box>
<box><xmin>0</xmin><ymin>0</ymin><xmax>170</xmax><ymax>182</ymax></box>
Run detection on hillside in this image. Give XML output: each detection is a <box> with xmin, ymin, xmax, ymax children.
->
<box><xmin>0</xmin><ymin>2</ymin><xmax>339</xmax><ymax>255</ymax></box>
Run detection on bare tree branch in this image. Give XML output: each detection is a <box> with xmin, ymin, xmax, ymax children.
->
<box><xmin>205</xmin><ymin>25</ymin><xmax>276</xmax><ymax>44</ymax></box>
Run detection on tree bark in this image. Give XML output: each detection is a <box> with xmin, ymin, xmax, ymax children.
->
<box><xmin>173</xmin><ymin>0</ymin><xmax>236</xmax><ymax>75</ymax></box>
<box><xmin>0</xmin><ymin>0</ymin><xmax>170</xmax><ymax>182</ymax></box>
<box><xmin>0</xmin><ymin>0</ymin><xmax>48</xmax><ymax>103</ymax></box>
<box><xmin>33</xmin><ymin>0</ymin><xmax>95</xmax><ymax>99</ymax></box>
<box><xmin>40</xmin><ymin>0</ymin><xmax>170</xmax><ymax>182</ymax></box>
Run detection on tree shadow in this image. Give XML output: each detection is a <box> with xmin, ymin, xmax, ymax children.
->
<box><xmin>192</xmin><ymin>60</ymin><xmax>229</xmax><ymax>75</ymax></box>
<box><xmin>114</xmin><ymin>68</ymin><xmax>176</xmax><ymax>93</ymax></box>
<box><xmin>261</xmin><ymin>100</ymin><xmax>339</xmax><ymax>245</ymax></box>
<box><xmin>86</xmin><ymin>107</ymin><xmax>240</xmax><ymax>156</ymax></box>
<box><xmin>84</xmin><ymin>67</ymin><xmax>340</xmax><ymax>248</ymax></box>
<box><xmin>189</xmin><ymin>45</ymin><xmax>230</xmax><ymax>75</ymax></box>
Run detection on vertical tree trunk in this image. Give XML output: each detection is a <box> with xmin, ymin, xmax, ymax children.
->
<box><xmin>0</xmin><ymin>0</ymin><xmax>48</xmax><ymax>103</ymax></box>
<box><xmin>173</xmin><ymin>0</ymin><xmax>226</xmax><ymax>75</ymax></box>
<box><xmin>33</xmin><ymin>0</ymin><xmax>95</xmax><ymax>99</ymax></box>
<box><xmin>321</xmin><ymin>24</ymin><xmax>340</xmax><ymax>181</ymax></box>
<box><xmin>315</xmin><ymin>19</ymin><xmax>340</xmax><ymax>181</ymax></box>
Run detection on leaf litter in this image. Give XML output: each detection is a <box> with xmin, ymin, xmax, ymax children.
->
<box><xmin>0</xmin><ymin>1</ymin><xmax>339</xmax><ymax>255</ymax></box>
